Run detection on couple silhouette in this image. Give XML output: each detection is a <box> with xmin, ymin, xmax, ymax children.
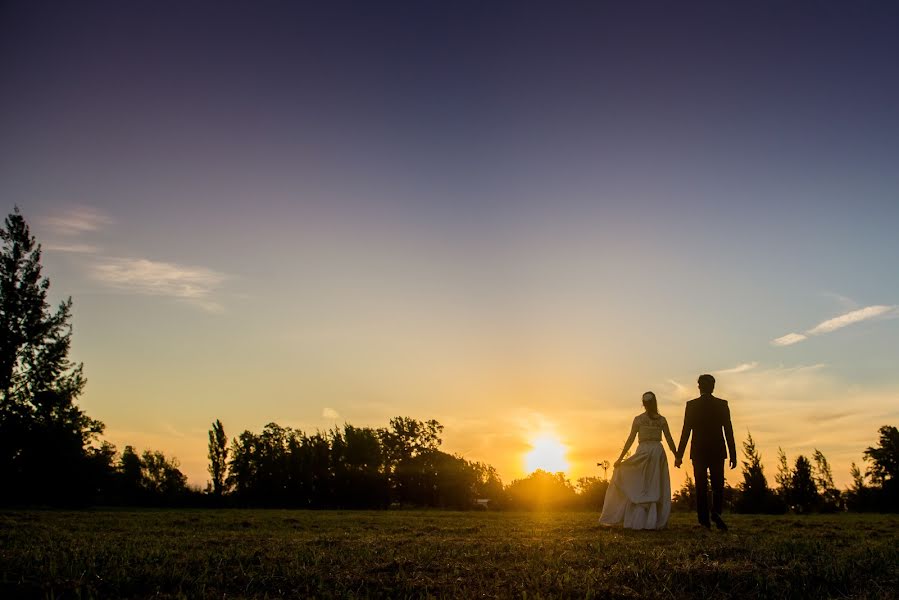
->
<box><xmin>598</xmin><ymin>374</ymin><xmax>736</xmax><ymax>530</ymax></box>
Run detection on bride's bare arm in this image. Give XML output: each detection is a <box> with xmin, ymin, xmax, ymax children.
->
<box><xmin>662</xmin><ymin>417</ymin><xmax>677</xmax><ymax>454</ymax></box>
<box><xmin>615</xmin><ymin>417</ymin><xmax>639</xmax><ymax>465</ymax></box>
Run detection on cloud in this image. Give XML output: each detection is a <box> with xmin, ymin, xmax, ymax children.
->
<box><xmin>772</xmin><ymin>333</ymin><xmax>808</xmax><ymax>346</ymax></box>
<box><xmin>322</xmin><ymin>407</ymin><xmax>340</xmax><ymax>419</ymax></box>
<box><xmin>718</xmin><ymin>361</ymin><xmax>759</xmax><ymax>374</ymax></box>
<box><xmin>41</xmin><ymin>206</ymin><xmax>113</xmax><ymax>236</ymax></box>
<box><xmin>91</xmin><ymin>257</ymin><xmax>228</xmax><ymax>312</ymax></box>
<box><xmin>806</xmin><ymin>305</ymin><xmax>895</xmax><ymax>334</ymax></box>
<box><xmin>161</xmin><ymin>422</ymin><xmax>188</xmax><ymax>439</ymax></box>
<box><xmin>771</xmin><ymin>304</ymin><xmax>896</xmax><ymax>346</ymax></box>
<box><xmin>44</xmin><ymin>243</ymin><xmax>101</xmax><ymax>254</ymax></box>
<box><xmin>805</xmin><ymin>411</ymin><xmax>852</xmax><ymax>424</ymax></box>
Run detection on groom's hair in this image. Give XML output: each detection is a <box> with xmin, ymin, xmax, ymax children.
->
<box><xmin>698</xmin><ymin>374</ymin><xmax>715</xmax><ymax>394</ymax></box>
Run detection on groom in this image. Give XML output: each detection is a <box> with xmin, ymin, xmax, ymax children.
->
<box><xmin>674</xmin><ymin>374</ymin><xmax>736</xmax><ymax>530</ymax></box>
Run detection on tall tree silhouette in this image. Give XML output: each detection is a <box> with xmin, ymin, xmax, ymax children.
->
<box><xmin>379</xmin><ymin>417</ymin><xmax>444</xmax><ymax>504</ymax></box>
<box><xmin>119</xmin><ymin>445</ymin><xmax>145</xmax><ymax>503</ymax></box>
<box><xmin>0</xmin><ymin>208</ymin><xmax>104</xmax><ymax>504</ymax></box>
<box><xmin>207</xmin><ymin>419</ymin><xmax>228</xmax><ymax>496</ymax></box>
<box><xmin>812</xmin><ymin>449</ymin><xmax>842</xmax><ymax>512</ymax></box>
<box><xmin>774</xmin><ymin>447</ymin><xmax>791</xmax><ymax>501</ymax></box>
<box><xmin>333</xmin><ymin>425</ymin><xmax>389</xmax><ymax>508</ymax></box>
<box><xmin>864</xmin><ymin>425</ymin><xmax>898</xmax><ymax>485</ymax></box>
<box><xmin>845</xmin><ymin>461</ymin><xmax>874</xmax><ymax>512</ymax></box>
<box><xmin>863</xmin><ymin>425</ymin><xmax>899</xmax><ymax>509</ymax></box>
<box><xmin>734</xmin><ymin>432</ymin><xmax>783</xmax><ymax>513</ymax></box>
<box><xmin>787</xmin><ymin>455</ymin><xmax>819</xmax><ymax>513</ymax></box>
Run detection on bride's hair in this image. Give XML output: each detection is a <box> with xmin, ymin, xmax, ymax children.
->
<box><xmin>642</xmin><ymin>391</ymin><xmax>659</xmax><ymax>417</ymax></box>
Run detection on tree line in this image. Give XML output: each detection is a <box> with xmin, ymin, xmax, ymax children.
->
<box><xmin>670</xmin><ymin>428</ymin><xmax>899</xmax><ymax>514</ymax></box>
<box><xmin>209</xmin><ymin>417</ymin><xmax>504</xmax><ymax>509</ymax></box>
<box><xmin>1</xmin><ymin>207</ymin><xmax>897</xmax><ymax>511</ymax></box>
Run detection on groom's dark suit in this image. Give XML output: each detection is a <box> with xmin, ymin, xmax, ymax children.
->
<box><xmin>676</xmin><ymin>394</ymin><xmax>736</xmax><ymax>526</ymax></box>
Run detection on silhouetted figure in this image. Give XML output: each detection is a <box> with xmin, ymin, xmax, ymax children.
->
<box><xmin>599</xmin><ymin>391</ymin><xmax>677</xmax><ymax>529</ymax></box>
<box><xmin>675</xmin><ymin>374</ymin><xmax>736</xmax><ymax>530</ymax></box>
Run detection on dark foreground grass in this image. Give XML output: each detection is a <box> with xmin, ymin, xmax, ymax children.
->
<box><xmin>1</xmin><ymin>510</ymin><xmax>897</xmax><ymax>599</ymax></box>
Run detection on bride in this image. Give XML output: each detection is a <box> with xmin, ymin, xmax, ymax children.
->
<box><xmin>599</xmin><ymin>391</ymin><xmax>676</xmax><ymax>530</ymax></box>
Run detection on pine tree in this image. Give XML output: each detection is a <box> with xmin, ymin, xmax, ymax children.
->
<box><xmin>0</xmin><ymin>207</ymin><xmax>104</xmax><ymax>504</ymax></box>
<box><xmin>845</xmin><ymin>461</ymin><xmax>872</xmax><ymax>512</ymax></box>
<box><xmin>788</xmin><ymin>455</ymin><xmax>820</xmax><ymax>513</ymax></box>
<box><xmin>735</xmin><ymin>431</ymin><xmax>782</xmax><ymax>513</ymax></box>
<box><xmin>774</xmin><ymin>447</ymin><xmax>791</xmax><ymax>499</ymax></box>
<box><xmin>672</xmin><ymin>473</ymin><xmax>696</xmax><ymax>511</ymax></box>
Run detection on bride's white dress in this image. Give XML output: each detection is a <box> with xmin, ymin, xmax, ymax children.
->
<box><xmin>599</xmin><ymin>413</ymin><xmax>675</xmax><ymax>530</ymax></box>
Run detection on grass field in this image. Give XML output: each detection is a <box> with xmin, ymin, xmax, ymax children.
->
<box><xmin>2</xmin><ymin>509</ymin><xmax>897</xmax><ymax>599</ymax></box>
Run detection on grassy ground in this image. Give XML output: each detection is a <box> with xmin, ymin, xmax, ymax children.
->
<box><xmin>1</xmin><ymin>509</ymin><xmax>897</xmax><ymax>599</ymax></box>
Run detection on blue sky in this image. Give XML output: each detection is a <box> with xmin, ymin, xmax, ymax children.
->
<box><xmin>2</xmin><ymin>1</ymin><xmax>898</xmax><ymax>487</ymax></box>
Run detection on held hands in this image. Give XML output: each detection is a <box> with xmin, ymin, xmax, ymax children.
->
<box><xmin>729</xmin><ymin>457</ymin><xmax>737</xmax><ymax>470</ymax></box>
<box><xmin>674</xmin><ymin>456</ymin><xmax>682</xmax><ymax>469</ymax></box>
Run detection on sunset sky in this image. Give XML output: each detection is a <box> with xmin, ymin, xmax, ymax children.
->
<box><xmin>2</xmin><ymin>1</ymin><xmax>898</xmax><ymax>490</ymax></box>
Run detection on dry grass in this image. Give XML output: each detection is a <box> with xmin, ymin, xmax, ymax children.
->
<box><xmin>2</xmin><ymin>509</ymin><xmax>897</xmax><ymax>598</ymax></box>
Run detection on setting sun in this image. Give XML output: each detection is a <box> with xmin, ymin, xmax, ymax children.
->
<box><xmin>524</xmin><ymin>435</ymin><xmax>570</xmax><ymax>474</ymax></box>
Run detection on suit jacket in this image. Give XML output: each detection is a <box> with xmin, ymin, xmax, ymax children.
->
<box><xmin>676</xmin><ymin>394</ymin><xmax>736</xmax><ymax>462</ymax></box>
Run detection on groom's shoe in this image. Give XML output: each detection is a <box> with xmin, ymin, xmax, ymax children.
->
<box><xmin>711</xmin><ymin>513</ymin><xmax>728</xmax><ymax>531</ymax></box>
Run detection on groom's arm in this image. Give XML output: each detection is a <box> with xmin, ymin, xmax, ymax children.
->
<box><xmin>723</xmin><ymin>401</ymin><xmax>737</xmax><ymax>468</ymax></box>
<box><xmin>676</xmin><ymin>403</ymin><xmax>692</xmax><ymax>461</ymax></box>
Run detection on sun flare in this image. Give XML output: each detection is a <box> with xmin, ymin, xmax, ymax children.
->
<box><xmin>524</xmin><ymin>435</ymin><xmax>569</xmax><ymax>474</ymax></box>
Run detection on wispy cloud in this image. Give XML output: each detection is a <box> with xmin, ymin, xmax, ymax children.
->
<box><xmin>44</xmin><ymin>243</ymin><xmax>101</xmax><ymax>254</ymax></box>
<box><xmin>91</xmin><ymin>257</ymin><xmax>228</xmax><ymax>313</ymax></box>
<box><xmin>771</xmin><ymin>305</ymin><xmax>896</xmax><ymax>346</ymax></box>
<box><xmin>772</xmin><ymin>333</ymin><xmax>808</xmax><ymax>346</ymax></box>
<box><xmin>322</xmin><ymin>407</ymin><xmax>340</xmax><ymax>419</ymax></box>
<box><xmin>41</xmin><ymin>206</ymin><xmax>113</xmax><ymax>236</ymax></box>
<box><xmin>806</xmin><ymin>305</ymin><xmax>895</xmax><ymax>334</ymax></box>
<box><xmin>718</xmin><ymin>361</ymin><xmax>759</xmax><ymax>374</ymax></box>
<box><xmin>668</xmin><ymin>379</ymin><xmax>691</xmax><ymax>399</ymax></box>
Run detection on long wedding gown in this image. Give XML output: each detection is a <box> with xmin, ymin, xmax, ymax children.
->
<box><xmin>599</xmin><ymin>413</ymin><xmax>676</xmax><ymax>530</ymax></box>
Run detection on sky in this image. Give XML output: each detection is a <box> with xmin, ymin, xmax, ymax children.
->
<box><xmin>2</xmin><ymin>1</ymin><xmax>898</xmax><ymax>490</ymax></box>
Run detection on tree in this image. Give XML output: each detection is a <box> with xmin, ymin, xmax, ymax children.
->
<box><xmin>379</xmin><ymin>417</ymin><xmax>443</xmax><ymax>464</ymax></box>
<box><xmin>787</xmin><ymin>455</ymin><xmax>819</xmax><ymax>513</ymax></box>
<box><xmin>472</xmin><ymin>461</ymin><xmax>505</xmax><ymax>508</ymax></box>
<box><xmin>576</xmin><ymin>476</ymin><xmax>609</xmax><ymax>510</ymax></box>
<box><xmin>845</xmin><ymin>461</ymin><xmax>874</xmax><ymax>512</ymax></box>
<box><xmin>506</xmin><ymin>470</ymin><xmax>578</xmax><ymax>510</ymax></box>
<box><xmin>141</xmin><ymin>450</ymin><xmax>188</xmax><ymax>500</ymax></box>
<box><xmin>379</xmin><ymin>417</ymin><xmax>444</xmax><ymax>504</ymax></box>
<box><xmin>862</xmin><ymin>425</ymin><xmax>899</xmax><ymax>511</ymax></box>
<box><xmin>863</xmin><ymin>425</ymin><xmax>898</xmax><ymax>485</ymax></box>
<box><xmin>774</xmin><ymin>447</ymin><xmax>791</xmax><ymax>500</ymax></box>
<box><xmin>812</xmin><ymin>449</ymin><xmax>842</xmax><ymax>512</ymax></box>
<box><xmin>671</xmin><ymin>473</ymin><xmax>696</xmax><ymax>511</ymax></box>
<box><xmin>119</xmin><ymin>445</ymin><xmax>145</xmax><ymax>503</ymax></box>
<box><xmin>332</xmin><ymin>424</ymin><xmax>388</xmax><ymax>508</ymax></box>
<box><xmin>733</xmin><ymin>432</ymin><xmax>784</xmax><ymax>513</ymax></box>
<box><xmin>207</xmin><ymin>419</ymin><xmax>228</xmax><ymax>497</ymax></box>
<box><xmin>737</xmin><ymin>432</ymin><xmax>766</xmax><ymax>506</ymax></box>
<box><xmin>0</xmin><ymin>208</ymin><xmax>104</xmax><ymax>504</ymax></box>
